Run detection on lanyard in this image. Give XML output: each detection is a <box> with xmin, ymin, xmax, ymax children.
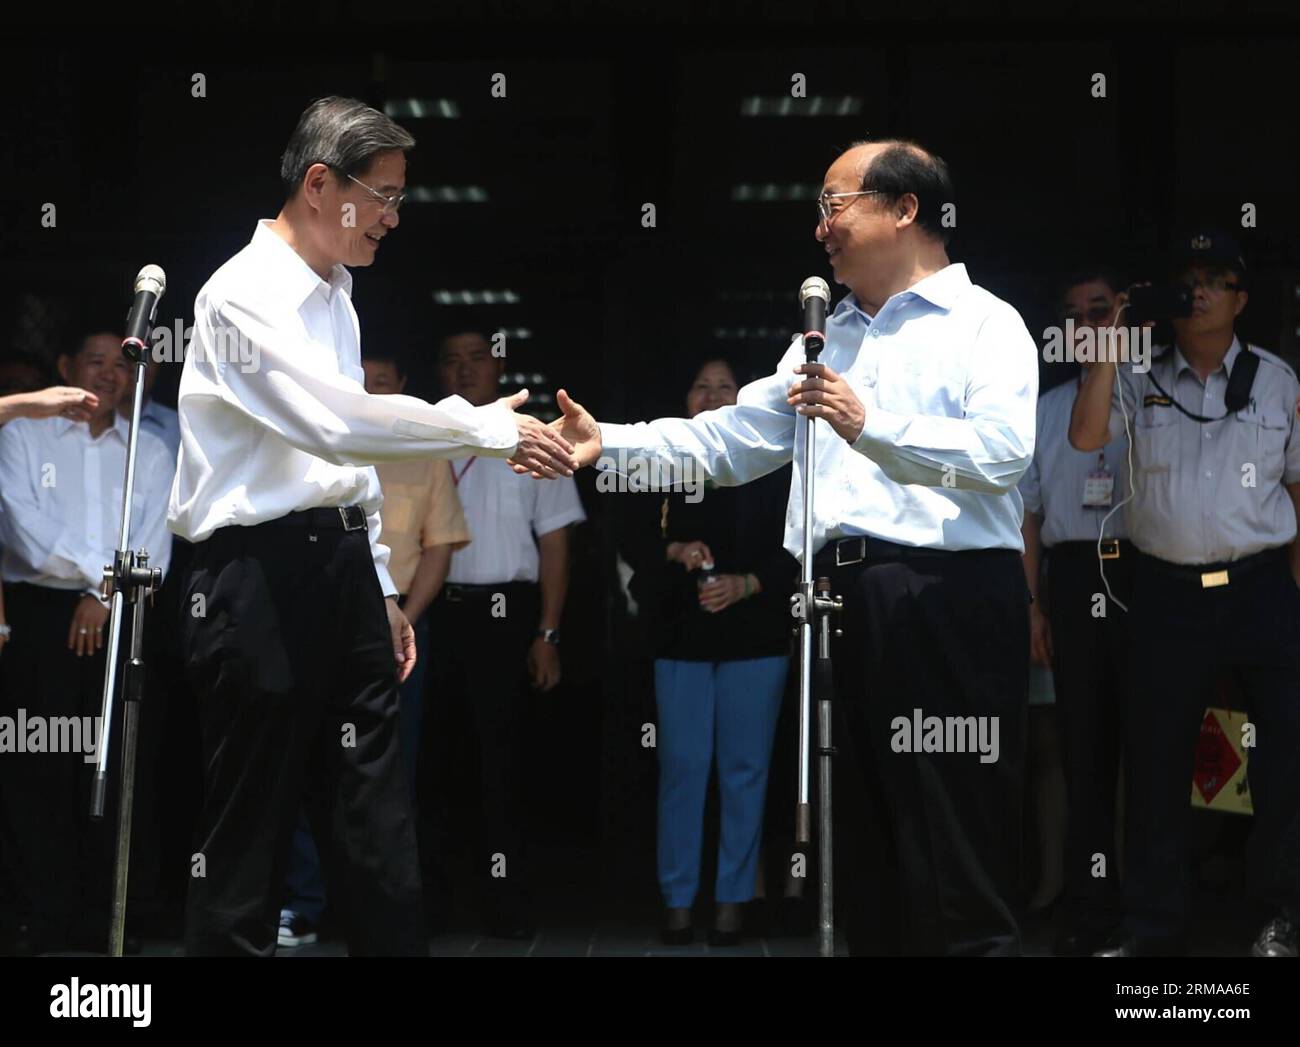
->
<box><xmin>452</xmin><ymin>457</ymin><xmax>477</xmax><ymax>486</ymax></box>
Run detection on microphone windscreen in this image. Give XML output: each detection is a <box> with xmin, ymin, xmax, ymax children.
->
<box><xmin>799</xmin><ymin>276</ymin><xmax>830</xmax><ymax>307</ymax></box>
<box><xmin>135</xmin><ymin>264</ymin><xmax>167</xmax><ymax>299</ymax></box>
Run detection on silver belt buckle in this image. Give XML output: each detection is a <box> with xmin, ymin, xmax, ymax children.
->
<box><xmin>836</xmin><ymin>537</ymin><xmax>866</xmax><ymax>567</ymax></box>
<box><xmin>338</xmin><ymin>505</ymin><xmax>366</xmax><ymax>532</ymax></box>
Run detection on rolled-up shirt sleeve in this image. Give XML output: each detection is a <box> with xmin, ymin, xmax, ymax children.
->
<box><xmin>598</xmin><ymin>339</ymin><xmax>800</xmax><ymax>487</ymax></box>
<box><xmin>1102</xmin><ymin>359</ymin><xmax>1151</xmax><ymax>446</ymax></box>
<box><xmin>850</xmin><ymin>303</ymin><xmax>1038</xmax><ymax>492</ymax></box>
<box><xmin>202</xmin><ymin>296</ymin><xmax>520</xmax><ymax>466</ymax></box>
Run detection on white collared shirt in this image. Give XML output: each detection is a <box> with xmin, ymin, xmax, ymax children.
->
<box><xmin>139</xmin><ymin>397</ymin><xmax>181</xmax><ymax>461</ymax></box>
<box><xmin>445</xmin><ymin>456</ymin><xmax>586</xmax><ymax>584</ymax></box>
<box><xmin>0</xmin><ymin>412</ymin><xmax>174</xmax><ymax>594</ymax></box>
<box><xmin>167</xmin><ymin>221</ymin><xmax>520</xmax><ymax>596</ymax></box>
<box><xmin>599</xmin><ymin>263</ymin><xmax>1038</xmax><ymax>558</ymax></box>
<box><xmin>1020</xmin><ymin>378</ymin><xmax>1130</xmax><ymax>545</ymax></box>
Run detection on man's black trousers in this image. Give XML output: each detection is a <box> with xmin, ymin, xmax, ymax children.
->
<box><xmin>825</xmin><ymin>541</ymin><xmax>1028</xmax><ymax>956</ymax></box>
<box><xmin>1044</xmin><ymin>541</ymin><xmax>1133</xmax><ymax>935</ymax></box>
<box><xmin>1122</xmin><ymin>549</ymin><xmax>1300</xmax><ymax>943</ymax></box>
<box><xmin>178</xmin><ymin>516</ymin><xmax>424</xmax><ymax>956</ymax></box>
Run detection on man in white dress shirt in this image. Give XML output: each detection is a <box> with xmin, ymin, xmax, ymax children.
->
<box><xmin>0</xmin><ymin>331</ymin><xmax>173</xmax><ymax>954</ymax></box>
<box><xmin>167</xmin><ymin>97</ymin><xmax>577</xmax><ymax>956</ymax></box>
<box><xmin>525</xmin><ymin>140</ymin><xmax>1039</xmax><ymax>955</ymax></box>
<box><xmin>423</xmin><ymin>329</ymin><xmax>586</xmax><ymax>938</ymax></box>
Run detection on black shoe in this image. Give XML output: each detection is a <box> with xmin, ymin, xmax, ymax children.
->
<box><xmin>1093</xmin><ymin>932</ymin><xmax>1186</xmax><ymax>957</ymax></box>
<box><xmin>1054</xmin><ymin>925</ymin><xmax>1120</xmax><ymax>957</ymax></box>
<box><xmin>660</xmin><ymin>925</ymin><xmax>694</xmax><ymax>946</ymax></box>
<box><xmin>1251</xmin><ymin>916</ymin><xmax>1298</xmax><ymax>957</ymax></box>
<box><xmin>661</xmin><ymin>906</ymin><xmax>693</xmax><ymax>946</ymax></box>
<box><xmin>708</xmin><ymin>902</ymin><xmax>744</xmax><ymax>947</ymax></box>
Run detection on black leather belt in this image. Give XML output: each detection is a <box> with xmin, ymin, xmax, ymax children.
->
<box><xmin>813</xmin><ymin>535</ymin><xmax>957</xmax><ymax>571</ymax></box>
<box><xmin>1137</xmin><ymin>546</ymin><xmax>1285</xmax><ymax>589</ymax></box>
<box><xmin>1047</xmin><ymin>539</ymin><xmax>1133</xmax><ymax>562</ymax></box>
<box><xmin>267</xmin><ymin>505</ymin><xmax>368</xmax><ymax>532</ymax></box>
<box><xmin>443</xmin><ymin>581</ymin><xmax>537</xmax><ymax>602</ymax></box>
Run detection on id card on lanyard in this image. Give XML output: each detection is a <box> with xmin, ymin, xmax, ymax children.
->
<box><xmin>1082</xmin><ymin>452</ymin><xmax>1114</xmax><ymax>508</ymax></box>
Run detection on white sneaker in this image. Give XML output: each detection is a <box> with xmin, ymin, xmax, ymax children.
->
<box><xmin>277</xmin><ymin>912</ymin><xmax>318</xmax><ymax>948</ymax></box>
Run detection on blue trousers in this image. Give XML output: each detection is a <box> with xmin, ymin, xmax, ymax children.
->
<box><xmin>654</xmin><ymin>655</ymin><xmax>788</xmax><ymax>908</ymax></box>
<box><xmin>283</xmin><ymin>614</ymin><xmax>429</xmax><ymax>920</ymax></box>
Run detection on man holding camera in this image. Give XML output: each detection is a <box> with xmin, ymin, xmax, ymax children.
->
<box><xmin>1069</xmin><ymin>229</ymin><xmax>1300</xmax><ymax>957</ymax></box>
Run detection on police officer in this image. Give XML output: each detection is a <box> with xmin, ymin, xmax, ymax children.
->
<box><xmin>1069</xmin><ymin>229</ymin><xmax>1300</xmax><ymax>957</ymax></box>
<box><xmin>1019</xmin><ymin>266</ymin><xmax>1133</xmax><ymax>956</ymax></box>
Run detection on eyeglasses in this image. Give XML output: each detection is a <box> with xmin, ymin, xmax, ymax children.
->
<box><xmin>1064</xmin><ymin>304</ymin><xmax>1116</xmax><ymax>325</ymax></box>
<box><xmin>817</xmin><ymin>189</ymin><xmax>884</xmax><ymax>227</ymax></box>
<box><xmin>347</xmin><ymin>173</ymin><xmax>406</xmax><ymax>215</ymax></box>
<box><xmin>1177</xmin><ymin>273</ymin><xmax>1241</xmax><ymax>294</ymax></box>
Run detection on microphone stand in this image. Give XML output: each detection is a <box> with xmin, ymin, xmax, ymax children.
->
<box><xmin>90</xmin><ymin>328</ymin><xmax>163</xmax><ymax>958</ymax></box>
<box><xmin>792</xmin><ymin>329</ymin><xmax>841</xmax><ymax>958</ymax></box>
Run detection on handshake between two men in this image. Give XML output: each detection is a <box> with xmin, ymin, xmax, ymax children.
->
<box><xmin>504</xmin><ymin>363</ymin><xmax>867</xmax><ymax>481</ymax></box>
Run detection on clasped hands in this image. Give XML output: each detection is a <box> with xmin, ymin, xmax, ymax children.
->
<box><xmin>505</xmin><ymin>364</ymin><xmax>867</xmax><ymax>478</ymax></box>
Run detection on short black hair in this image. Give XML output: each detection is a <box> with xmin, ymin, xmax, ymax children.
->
<box><xmin>437</xmin><ymin>326</ymin><xmax>498</xmax><ymax>357</ymax></box>
<box><xmin>1058</xmin><ymin>265</ymin><xmax>1126</xmax><ymax>305</ymax></box>
<box><xmin>850</xmin><ymin>138</ymin><xmax>955</xmax><ymax>246</ymax></box>
<box><xmin>280</xmin><ymin>96</ymin><xmax>415</xmax><ymax>199</ymax></box>
<box><xmin>360</xmin><ymin>348</ymin><xmax>408</xmax><ymax>381</ymax></box>
<box><xmin>62</xmin><ymin>330</ymin><xmax>120</xmax><ymax>360</ymax></box>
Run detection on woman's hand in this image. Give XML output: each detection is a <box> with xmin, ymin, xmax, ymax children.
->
<box><xmin>666</xmin><ymin>540</ymin><xmax>714</xmax><ymax>571</ymax></box>
<box><xmin>698</xmin><ymin>573</ymin><xmax>754</xmax><ymax>614</ymax></box>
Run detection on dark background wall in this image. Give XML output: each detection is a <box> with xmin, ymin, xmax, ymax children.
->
<box><xmin>5</xmin><ymin>6</ymin><xmax>1300</xmax><ymax>410</ymax></box>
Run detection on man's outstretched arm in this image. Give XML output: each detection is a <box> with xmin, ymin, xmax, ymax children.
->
<box><xmin>512</xmin><ymin>342</ymin><xmax>801</xmax><ymax>485</ymax></box>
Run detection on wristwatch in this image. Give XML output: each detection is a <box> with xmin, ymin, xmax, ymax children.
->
<box><xmin>536</xmin><ymin>628</ymin><xmax>560</xmax><ymax>646</ymax></box>
<box><xmin>0</xmin><ymin>624</ymin><xmax>11</xmax><ymax>639</ymax></box>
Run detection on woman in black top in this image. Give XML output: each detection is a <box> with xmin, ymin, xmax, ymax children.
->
<box><xmin>622</xmin><ymin>359</ymin><xmax>797</xmax><ymax>946</ymax></box>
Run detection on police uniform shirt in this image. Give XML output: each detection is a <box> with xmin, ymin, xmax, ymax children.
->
<box><xmin>444</xmin><ymin>455</ymin><xmax>586</xmax><ymax>585</ymax></box>
<box><xmin>1105</xmin><ymin>336</ymin><xmax>1300</xmax><ymax>564</ymax></box>
<box><xmin>0</xmin><ymin>412</ymin><xmax>174</xmax><ymax>595</ymax></box>
<box><xmin>599</xmin><ymin>263</ymin><xmax>1039</xmax><ymax>558</ymax></box>
<box><xmin>1020</xmin><ymin>376</ymin><xmax>1130</xmax><ymax>545</ymax></box>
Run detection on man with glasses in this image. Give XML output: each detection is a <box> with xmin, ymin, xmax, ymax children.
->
<box><xmin>528</xmin><ymin>139</ymin><xmax>1040</xmax><ymax>955</ymax></box>
<box><xmin>1070</xmin><ymin>229</ymin><xmax>1300</xmax><ymax>957</ymax></box>
<box><xmin>1019</xmin><ymin>266</ymin><xmax>1132</xmax><ymax>956</ymax></box>
<box><xmin>169</xmin><ymin>96</ymin><xmax>577</xmax><ymax>956</ymax></box>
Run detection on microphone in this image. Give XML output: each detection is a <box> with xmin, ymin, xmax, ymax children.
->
<box><xmin>122</xmin><ymin>265</ymin><xmax>167</xmax><ymax>362</ymax></box>
<box><xmin>799</xmin><ymin>276</ymin><xmax>830</xmax><ymax>360</ymax></box>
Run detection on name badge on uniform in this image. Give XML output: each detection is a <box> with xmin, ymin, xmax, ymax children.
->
<box><xmin>1083</xmin><ymin>467</ymin><xmax>1114</xmax><ymax>508</ymax></box>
